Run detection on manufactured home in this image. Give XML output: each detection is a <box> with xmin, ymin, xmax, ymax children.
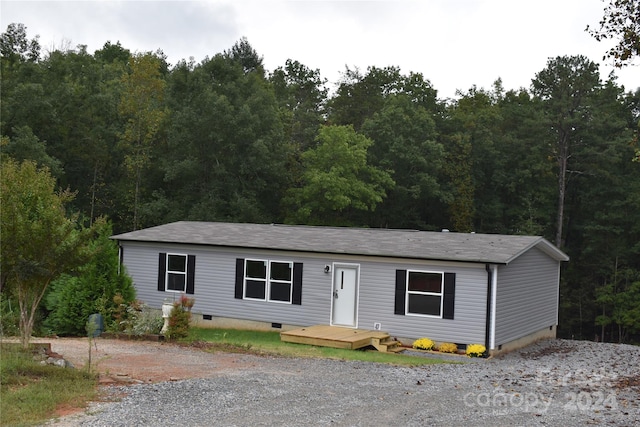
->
<box><xmin>112</xmin><ymin>221</ymin><xmax>569</xmax><ymax>354</ymax></box>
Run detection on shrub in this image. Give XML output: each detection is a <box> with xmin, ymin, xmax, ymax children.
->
<box><xmin>118</xmin><ymin>300</ymin><xmax>164</xmax><ymax>335</ymax></box>
<box><xmin>437</xmin><ymin>342</ymin><xmax>458</xmax><ymax>353</ymax></box>
<box><xmin>466</xmin><ymin>343</ymin><xmax>487</xmax><ymax>357</ymax></box>
<box><xmin>0</xmin><ymin>296</ymin><xmax>20</xmax><ymax>337</ymax></box>
<box><xmin>43</xmin><ymin>220</ymin><xmax>135</xmax><ymax>336</ymax></box>
<box><xmin>412</xmin><ymin>337</ymin><xmax>435</xmax><ymax>351</ymax></box>
<box><xmin>166</xmin><ymin>301</ymin><xmax>192</xmax><ymax>340</ymax></box>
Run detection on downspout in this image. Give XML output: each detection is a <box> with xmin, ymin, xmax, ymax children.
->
<box><xmin>484</xmin><ymin>264</ymin><xmax>498</xmax><ymax>351</ymax></box>
<box><xmin>117</xmin><ymin>243</ymin><xmax>123</xmax><ymax>275</ymax></box>
<box><xmin>491</xmin><ymin>265</ymin><xmax>498</xmax><ymax>350</ymax></box>
<box><xmin>484</xmin><ymin>264</ymin><xmax>492</xmax><ymax>350</ymax></box>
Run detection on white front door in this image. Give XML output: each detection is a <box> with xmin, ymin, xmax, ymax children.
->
<box><xmin>331</xmin><ymin>265</ymin><xmax>359</xmax><ymax>327</ymax></box>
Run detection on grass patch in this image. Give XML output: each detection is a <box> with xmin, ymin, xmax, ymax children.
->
<box><xmin>186</xmin><ymin>327</ymin><xmax>450</xmax><ymax>366</ymax></box>
<box><xmin>0</xmin><ymin>343</ymin><xmax>97</xmax><ymax>427</ymax></box>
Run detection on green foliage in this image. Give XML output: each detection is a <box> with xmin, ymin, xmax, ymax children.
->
<box><xmin>0</xmin><ymin>23</ymin><xmax>40</xmax><ymax>64</ymax></box>
<box><xmin>0</xmin><ymin>343</ymin><xmax>97</xmax><ymax>426</ymax></box>
<box><xmin>532</xmin><ymin>55</ymin><xmax>601</xmax><ymax>247</ymax></box>
<box><xmin>189</xmin><ymin>328</ymin><xmax>447</xmax><ymax>366</ymax></box>
<box><xmin>225</xmin><ymin>36</ymin><xmax>264</xmax><ymax>75</ymax></box>
<box><xmin>360</xmin><ymin>91</ymin><xmax>444</xmax><ymax>229</ymax></box>
<box><xmin>43</xmin><ymin>220</ymin><xmax>135</xmax><ymax>336</ymax></box>
<box><xmin>118</xmin><ymin>52</ymin><xmax>168</xmax><ymax>230</ymax></box>
<box><xmin>270</xmin><ymin>59</ymin><xmax>328</xmax><ymax>151</ymax></box>
<box><xmin>0</xmin><ymin>295</ymin><xmax>20</xmax><ymax>337</ymax></box>
<box><xmin>1</xmin><ymin>125</ymin><xmax>63</xmax><ymax>177</ymax></box>
<box><xmin>166</xmin><ymin>299</ymin><xmax>192</xmax><ymax>340</ymax></box>
<box><xmin>0</xmin><ymin>25</ymin><xmax>638</xmax><ymax>345</ymax></box>
<box><xmin>127</xmin><ymin>305</ymin><xmax>164</xmax><ymax>335</ymax></box>
<box><xmin>159</xmin><ymin>45</ymin><xmax>290</xmax><ymax>224</ymax></box>
<box><xmin>444</xmin><ymin>132</ymin><xmax>475</xmax><ymax>232</ymax></box>
<box><xmin>595</xmin><ymin>269</ymin><xmax>640</xmax><ymax>342</ymax></box>
<box><xmin>587</xmin><ymin>0</ymin><xmax>640</xmax><ymax>67</ymax></box>
<box><xmin>285</xmin><ymin>124</ymin><xmax>395</xmax><ymax>225</ymax></box>
<box><xmin>0</xmin><ymin>159</ymin><xmax>93</xmax><ymax>347</ymax></box>
<box><xmin>109</xmin><ymin>298</ymin><xmax>163</xmax><ymax>335</ymax></box>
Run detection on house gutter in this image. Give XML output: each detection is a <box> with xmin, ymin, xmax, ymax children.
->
<box><xmin>117</xmin><ymin>244</ymin><xmax>123</xmax><ymax>275</ymax></box>
<box><xmin>485</xmin><ymin>264</ymin><xmax>498</xmax><ymax>351</ymax></box>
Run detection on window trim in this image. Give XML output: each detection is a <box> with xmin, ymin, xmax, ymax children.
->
<box><xmin>268</xmin><ymin>261</ymin><xmax>294</xmax><ymax>303</ymax></box>
<box><xmin>405</xmin><ymin>270</ymin><xmax>444</xmax><ymax>318</ymax></box>
<box><xmin>165</xmin><ymin>252</ymin><xmax>189</xmax><ymax>293</ymax></box>
<box><xmin>243</xmin><ymin>258</ymin><xmax>294</xmax><ymax>304</ymax></box>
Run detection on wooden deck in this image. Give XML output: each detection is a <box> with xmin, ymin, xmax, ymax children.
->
<box><xmin>280</xmin><ymin>325</ymin><xmax>403</xmax><ymax>352</ymax></box>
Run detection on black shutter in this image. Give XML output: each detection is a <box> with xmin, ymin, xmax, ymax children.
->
<box><xmin>443</xmin><ymin>272</ymin><xmax>456</xmax><ymax>319</ymax></box>
<box><xmin>158</xmin><ymin>253</ymin><xmax>166</xmax><ymax>292</ymax></box>
<box><xmin>235</xmin><ymin>258</ymin><xmax>245</xmax><ymax>299</ymax></box>
<box><xmin>186</xmin><ymin>255</ymin><xmax>196</xmax><ymax>295</ymax></box>
<box><xmin>292</xmin><ymin>262</ymin><xmax>303</xmax><ymax>305</ymax></box>
<box><xmin>394</xmin><ymin>270</ymin><xmax>407</xmax><ymax>315</ymax></box>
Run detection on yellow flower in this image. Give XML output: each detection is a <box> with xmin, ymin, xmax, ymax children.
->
<box><xmin>466</xmin><ymin>343</ymin><xmax>486</xmax><ymax>357</ymax></box>
<box><xmin>412</xmin><ymin>337</ymin><xmax>435</xmax><ymax>350</ymax></box>
<box><xmin>438</xmin><ymin>342</ymin><xmax>458</xmax><ymax>353</ymax></box>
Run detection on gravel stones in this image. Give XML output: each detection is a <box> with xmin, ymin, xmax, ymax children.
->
<box><xmin>47</xmin><ymin>339</ymin><xmax>640</xmax><ymax>426</ymax></box>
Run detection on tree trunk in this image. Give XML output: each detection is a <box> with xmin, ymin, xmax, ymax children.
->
<box><xmin>17</xmin><ymin>286</ymin><xmax>36</xmax><ymax>349</ymax></box>
<box><xmin>17</xmin><ymin>279</ymin><xmax>52</xmax><ymax>349</ymax></box>
<box><xmin>90</xmin><ymin>163</ymin><xmax>98</xmax><ymax>226</ymax></box>
<box><xmin>555</xmin><ymin>132</ymin><xmax>569</xmax><ymax>249</ymax></box>
<box><xmin>133</xmin><ymin>165</ymin><xmax>140</xmax><ymax>231</ymax></box>
<box><xmin>601</xmin><ymin>305</ymin><xmax>606</xmax><ymax>342</ymax></box>
<box><xmin>619</xmin><ymin>324</ymin><xmax>623</xmax><ymax>344</ymax></box>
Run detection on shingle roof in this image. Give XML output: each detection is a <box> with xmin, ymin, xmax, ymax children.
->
<box><xmin>111</xmin><ymin>221</ymin><xmax>569</xmax><ymax>264</ymax></box>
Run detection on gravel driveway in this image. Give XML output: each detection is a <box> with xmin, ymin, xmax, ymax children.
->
<box><xmin>41</xmin><ymin>338</ymin><xmax>640</xmax><ymax>426</ymax></box>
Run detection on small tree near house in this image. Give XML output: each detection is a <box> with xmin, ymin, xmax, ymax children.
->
<box><xmin>0</xmin><ymin>159</ymin><xmax>93</xmax><ymax>348</ymax></box>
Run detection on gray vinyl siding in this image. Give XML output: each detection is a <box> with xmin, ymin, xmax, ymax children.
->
<box><xmin>494</xmin><ymin>247</ymin><xmax>560</xmax><ymax>346</ymax></box>
<box><xmin>121</xmin><ymin>241</ymin><xmax>488</xmax><ymax>344</ymax></box>
<box><xmin>357</xmin><ymin>260</ymin><xmax>487</xmax><ymax>344</ymax></box>
<box><xmin>121</xmin><ymin>242</ymin><xmax>332</xmax><ymax>327</ymax></box>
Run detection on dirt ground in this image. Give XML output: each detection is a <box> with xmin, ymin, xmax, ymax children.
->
<box><xmin>28</xmin><ymin>336</ymin><xmax>254</xmax><ymax>383</ymax></box>
<box><xmin>16</xmin><ymin>336</ymin><xmax>258</xmax><ymax>420</ymax></box>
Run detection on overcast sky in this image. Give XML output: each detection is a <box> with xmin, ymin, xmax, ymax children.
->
<box><xmin>1</xmin><ymin>0</ymin><xmax>638</xmax><ymax>99</ymax></box>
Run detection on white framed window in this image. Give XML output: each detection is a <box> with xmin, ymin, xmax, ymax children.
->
<box><xmin>245</xmin><ymin>259</ymin><xmax>267</xmax><ymax>300</ymax></box>
<box><xmin>166</xmin><ymin>253</ymin><xmax>188</xmax><ymax>292</ymax></box>
<box><xmin>244</xmin><ymin>259</ymin><xmax>293</xmax><ymax>303</ymax></box>
<box><xmin>269</xmin><ymin>261</ymin><xmax>293</xmax><ymax>302</ymax></box>
<box><xmin>406</xmin><ymin>270</ymin><xmax>444</xmax><ymax>317</ymax></box>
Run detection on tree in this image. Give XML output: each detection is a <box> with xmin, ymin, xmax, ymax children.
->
<box><xmin>159</xmin><ymin>44</ymin><xmax>290</xmax><ymax>224</ymax></box>
<box><xmin>1</xmin><ymin>125</ymin><xmax>62</xmax><ymax>176</ymax></box>
<box><xmin>0</xmin><ymin>159</ymin><xmax>91</xmax><ymax>347</ymax></box>
<box><xmin>0</xmin><ymin>23</ymin><xmax>40</xmax><ymax>65</ymax></box>
<box><xmin>559</xmin><ymin>77</ymin><xmax>640</xmax><ymax>341</ymax></box>
<box><xmin>118</xmin><ymin>52</ymin><xmax>167</xmax><ymax>230</ymax></box>
<box><xmin>531</xmin><ymin>55</ymin><xmax>601</xmax><ymax>248</ymax></box>
<box><xmin>284</xmin><ymin>125</ymin><xmax>395</xmax><ymax>225</ymax></box>
<box><xmin>95</xmin><ymin>40</ymin><xmax>131</xmax><ymax>64</ymax></box>
<box><xmin>0</xmin><ymin>24</ymin><xmax>50</xmax><ymax>142</ymax></box>
<box><xmin>360</xmin><ymin>93</ymin><xmax>444</xmax><ymax>229</ymax></box>
<box><xmin>443</xmin><ymin>132</ymin><xmax>475</xmax><ymax>232</ymax></box>
<box><xmin>330</xmin><ymin>66</ymin><xmax>403</xmax><ymax>131</ymax></box>
<box><xmin>595</xmin><ymin>268</ymin><xmax>640</xmax><ymax>342</ymax></box>
<box><xmin>270</xmin><ymin>59</ymin><xmax>328</xmax><ymax>151</ymax></box>
<box><xmin>224</xmin><ymin>37</ymin><xmax>264</xmax><ymax>75</ymax></box>
<box><xmin>587</xmin><ymin>0</ymin><xmax>640</xmax><ymax>67</ymax></box>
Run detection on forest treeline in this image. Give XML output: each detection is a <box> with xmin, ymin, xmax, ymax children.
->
<box><xmin>1</xmin><ymin>23</ymin><xmax>639</xmax><ymax>343</ymax></box>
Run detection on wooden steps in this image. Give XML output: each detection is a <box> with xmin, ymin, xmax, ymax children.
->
<box><xmin>370</xmin><ymin>336</ymin><xmax>403</xmax><ymax>353</ymax></box>
<box><xmin>280</xmin><ymin>325</ymin><xmax>404</xmax><ymax>353</ymax></box>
